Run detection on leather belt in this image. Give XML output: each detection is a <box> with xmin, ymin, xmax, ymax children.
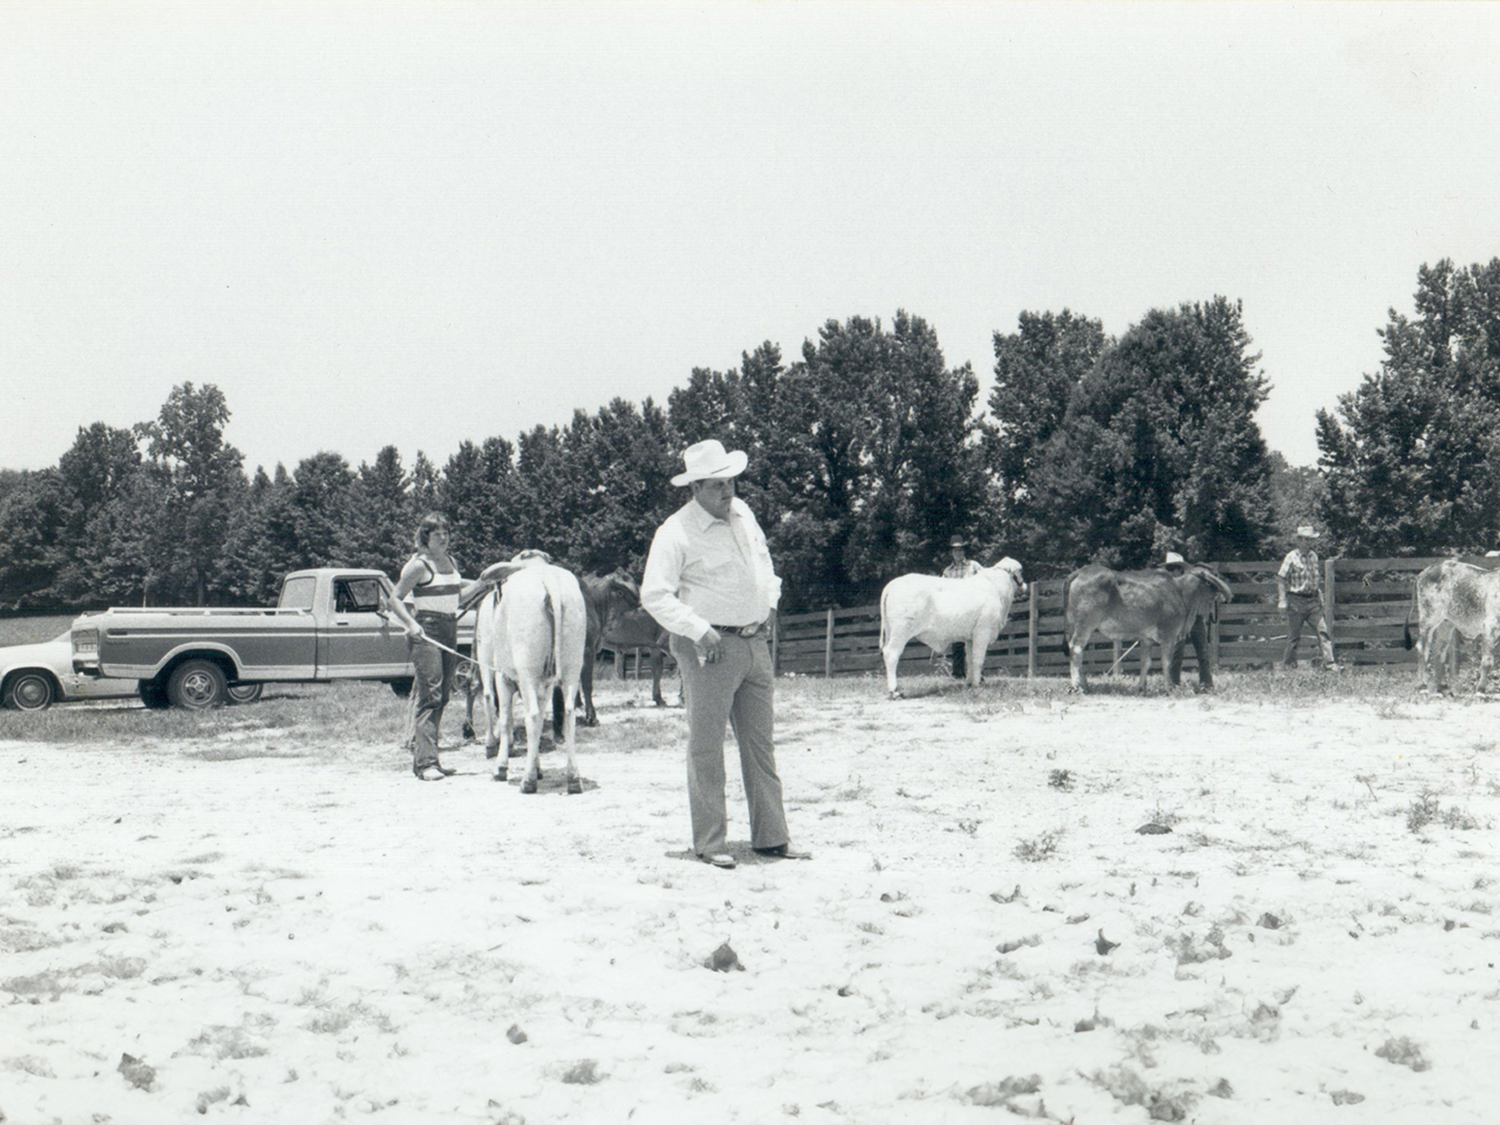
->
<box><xmin>711</xmin><ymin>621</ymin><xmax>767</xmax><ymax>638</ymax></box>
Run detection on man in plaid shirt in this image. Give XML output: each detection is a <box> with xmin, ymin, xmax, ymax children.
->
<box><xmin>1277</xmin><ymin>525</ymin><xmax>1339</xmax><ymax>670</ymax></box>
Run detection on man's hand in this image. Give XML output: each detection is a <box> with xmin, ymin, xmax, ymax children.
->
<box><xmin>699</xmin><ymin>626</ymin><xmax>724</xmax><ymax>664</ymax></box>
<box><xmin>1277</xmin><ymin>601</ymin><xmax>1287</xmax><ymax>613</ymax></box>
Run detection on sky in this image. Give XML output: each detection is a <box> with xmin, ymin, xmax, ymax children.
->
<box><xmin>3</xmin><ymin>1</ymin><xmax>1499</xmax><ymax>477</ymax></box>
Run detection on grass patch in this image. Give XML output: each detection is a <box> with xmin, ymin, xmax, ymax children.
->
<box><xmin>1014</xmin><ymin>831</ymin><xmax>1061</xmax><ymax>863</ymax></box>
<box><xmin>1407</xmin><ymin>791</ymin><xmax>1483</xmax><ymax>832</ymax></box>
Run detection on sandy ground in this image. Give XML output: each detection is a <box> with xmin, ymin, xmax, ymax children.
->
<box><xmin>2</xmin><ymin>676</ymin><xmax>1498</xmax><ymax>1124</ymax></box>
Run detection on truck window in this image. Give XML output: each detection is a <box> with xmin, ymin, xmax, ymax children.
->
<box><xmin>334</xmin><ymin>578</ymin><xmax>384</xmax><ymax>614</ymax></box>
<box><xmin>278</xmin><ymin>576</ymin><xmax>317</xmax><ymax>611</ymax></box>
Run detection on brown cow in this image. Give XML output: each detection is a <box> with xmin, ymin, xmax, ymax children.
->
<box><xmin>601</xmin><ymin>605</ymin><xmax>678</xmax><ymax>707</ymax></box>
<box><xmin>1065</xmin><ymin>564</ymin><xmax>1232</xmax><ymax>692</ymax></box>
<box><xmin>1403</xmin><ymin>559</ymin><xmax>1500</xmax><ymax>692</ymax></box>
<box><xmin>571</xmin><ymin>570</ymin><xmax>641</xmax><ymax>724</ymax></box>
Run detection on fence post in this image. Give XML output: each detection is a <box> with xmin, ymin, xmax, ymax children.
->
<box><xmin>1324</xmin><ymin>557</ymin><xmax>1338</xmax><ymax>657</ymax></box>
<box><xmin>824</xmin><ymin>608</ymin><xmax>835</xmax><ymax>678</ymax></box>
<box><xmin>1027</xmin><ymin>583</ymin><xmax>1038</xmax><ymax>679</ymax></box>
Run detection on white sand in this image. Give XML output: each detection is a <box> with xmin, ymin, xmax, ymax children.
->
<box><xmin>3</xmin><ymin>677</ymin><xmax>1498</xmax><ymax>1123</ymax></box>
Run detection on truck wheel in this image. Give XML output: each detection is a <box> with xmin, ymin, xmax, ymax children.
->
<box><xmin>227</xmin><ymin>683</ymin><xmax>264</xmax><ymax>705</ymax></box>
<box><xmin>389</xmin><ymin>678</ymin><xmax>413</xmax><ymax>699</ymax></box>
<box><xmin>168</xmin><ymin>660</ymin><xmax>228</xmax><ymax>710</ymax></box>
<box><xmin>139</xmin><ymin>679</ymin><xmax>171</xmax><ymax>709</ymax></box>
<box><xmin>453</xmin><ymin>659</ymin><xmax>479</xmax><ymax>696</ymax></box>
<box><xmin>4</xmin><ymin>671</ymin><xmax>56</xmax><ymax>711</ymax></box>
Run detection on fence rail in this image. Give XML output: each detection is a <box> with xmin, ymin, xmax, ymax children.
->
<box><xmin>773</xmin><ymin>555</ymin><xmax>1500</xmax><ymax>680</ymax></box>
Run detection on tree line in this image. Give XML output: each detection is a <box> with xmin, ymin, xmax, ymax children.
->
<box><xmin>3</xmin><ymin>259</ymin><xmax>1498</xmax><ymax>616</ymax></box>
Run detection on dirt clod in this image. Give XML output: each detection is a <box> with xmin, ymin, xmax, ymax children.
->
<box><xmin>704</xmin><ymin>941</ymin><xmax>744</xmax><ymax>972</ymax></box>
<box><xmin>1137</xmin><ymin>823</ymin><xmax>1173</xmax><ymax>835</ymax></box>
<box><xmin>1375</xmin><ymin>1036</ymin><xmax>1431</xmax><ymax>1071</ymax></box>
<box><xmin>507</xmin><ymin>1024</ymin><xmax>529</xmax><ymax>1044</ymax></box>
<box><xmin>117</xmin><ymin>1053</ymin><xmax>156</xmax><ymax>1091</ymax></box>
<box><xmin>1257</xmin><ymin>912</ymin><xmax>1281</xmax><ymax>929</ymax></box>
<box><xmin>561</xmin><ymin>1059</ymin><xmax>603</xmax><ymax>1085</ymax></box>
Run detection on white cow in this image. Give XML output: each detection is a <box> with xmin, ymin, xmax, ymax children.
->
<box><xmin>474</xmin><ymin>561</ymin><xmax>588</xmax><ymax>793</ymax></box>
<box><xmin>879</xmin><ymin>557</ymin><xmax>1027</xmax><ymax>697</ymax></box>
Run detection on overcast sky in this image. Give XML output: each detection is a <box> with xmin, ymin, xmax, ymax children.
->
<box><xmin>4</xmin><ymin>1</ymin><xmax>1499</xmax><ymax>477</ymax></box>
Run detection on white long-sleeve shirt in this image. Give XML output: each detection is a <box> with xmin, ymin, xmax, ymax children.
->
<box><xmin>641</xmin><ymin>496</ymin><xmax>781</xmax><ymax>642</ymax></box>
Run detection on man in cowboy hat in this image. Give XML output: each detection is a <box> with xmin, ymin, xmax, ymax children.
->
<box><xmin>641</xmin><ymin>439</ymin><xmax>810</xmax><ymax>870</ymax></box>
<box><xmin>1160</xmin><ymin>549</ymin><xmax>1215</xmax><ymax>691</ymax></box>
<box><xmin>941</xmin><ymin>535</ymin><xmax>982</xmax><ymax>678</ymax></box>
<box><xmin>1276</xmin><ymin>525</ymin><xmax>1339</xmax><ymax>670</ymax></box>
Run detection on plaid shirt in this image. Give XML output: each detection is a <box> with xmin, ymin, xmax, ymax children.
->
<box><xmin>1278</xmin><ymin>548</ymin><xmax>1320</xmax><ymax>596</ymax></box>
<box><xmin>943</xmin><ymin>558</ymin><xmax>982</xmax><ymax>579</ymax></box>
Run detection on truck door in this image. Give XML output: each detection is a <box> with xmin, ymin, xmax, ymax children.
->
<box><xmin>324</xmin><ymin>576</ymin><xmax>411</xmax><ymax>678</ymax></box>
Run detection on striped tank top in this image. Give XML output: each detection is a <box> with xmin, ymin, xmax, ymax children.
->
<box><xmin>408</xmin><ymin>555</ymin><xmax>463</xmax><ymax>617</ymax></box>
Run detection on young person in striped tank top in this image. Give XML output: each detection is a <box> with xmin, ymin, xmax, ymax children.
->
<box><xmin>386</xmin><ymin>512</ymin><xmax>490</xmax><ymax>780</ymax></box>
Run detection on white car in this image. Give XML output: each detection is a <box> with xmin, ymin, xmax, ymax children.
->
<box><xmin>1</xmin><ymin>630</ymin><xmax>261</xmax><ymax>711</ymax></box>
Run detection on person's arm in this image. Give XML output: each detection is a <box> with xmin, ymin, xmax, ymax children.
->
<box><xmin>1276</xmin><ymin>554</ymin><xmax>1291</xmax><ymax>611</ymax></box>
<box><xmin>641</xmin><ymin>523</ymin><xmax>718</xmax><ymax>659</ymax></box>
<box><xmin>386</xmin><ymin>558</ymin><xmax>428</xmax><ymax>637</ymax></box>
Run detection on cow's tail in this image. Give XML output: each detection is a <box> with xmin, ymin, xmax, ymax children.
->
<box><xmin>1403</xmin><ymin>578</ymin><xmax>1418</xmax><ymax>650</ymax></box>
<box><xmin>878</xmin><ymin>585</ymin><xmax>891</xmax><ymax>651</ymax></box>
<box><xmin>544</xmin><ymin>587</ymin><xmax>561</xmax><ymax>682</ymax></box>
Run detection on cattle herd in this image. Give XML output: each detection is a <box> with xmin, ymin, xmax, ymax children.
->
<box><xmin>461</xmin><ymin>551</ymin><xmax>1499</xmax><ymax>788</ymax></box>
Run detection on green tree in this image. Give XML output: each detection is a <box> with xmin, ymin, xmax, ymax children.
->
<box><xmin>0</xmin><ymin>470</ymin><xmax>70</xmax><ymax>610</ymax></box>
<box><xmin>1028</xmin><ymin>297</ymin><xmax>1274</xmax><ymax>568</ymax></box>
<box><xmin>54</xmin><ymin>424</ymin><xmax>144</xmax><ymax>602</ymax></box>
<box><xmin>987</xmin><ymin>310</ymin><xmax>1108</xmax><ymax>555</ymax></box>
<box><xmin>439</xmin><ymin>437</ymin><xmax>516</xmax><ymax>569</ymax></box>
<box><xmin>347</xmin><ymin>446</ymin><xmax>415</xmax><ymax>577</ymax></box>
<box><xmin>289</xmin><ymin>452</ymin><xmax>357</xmax><ymax>568</ymax></box>
<box><xmin>134</xmin><ymin>383</ymin><xmax>248</xmax><ymax>604</ymax></box>
<box><xmin>1317</xmin><ymin>258</ymin><xmax>1500</xmax><ymax>554</ymax></box>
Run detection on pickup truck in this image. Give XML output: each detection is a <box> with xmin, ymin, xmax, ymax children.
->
<box><xmin>71</xmin><ymin>568</ymin><xmax>475</xmax><ymax>710</ymax></box>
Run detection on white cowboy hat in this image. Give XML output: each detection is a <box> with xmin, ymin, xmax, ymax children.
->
<box><xmin>1295</xmin><ymin>525</ymin><xmax>1320</xmax><ymax>539</ymax></box>
<box><xmin>1163</xmin><ymin>551</ymin><xmax>1187</xmax><ymax>566</ymax></box>
<box><xmin>671</xmin><ymin>439</ymin><xmax>748</xmax><ymax>486</ymax></box>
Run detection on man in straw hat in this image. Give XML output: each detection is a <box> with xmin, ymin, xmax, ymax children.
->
<box><xmin>941</xmin><ymin>534</ymin><xmax>982</xmax><ymax>678</ymax></box>
<box><xmin>1276</xmin><ymin>525</ymin><xmax>1340</xmax><ymax>671</ymax></box>
<box><xmin>641</xmin><ymin>440</ymin><xmax>811</xmax><ymax>870</ymax></box>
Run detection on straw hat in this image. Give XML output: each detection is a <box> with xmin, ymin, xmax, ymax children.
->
<box><xmin>670</xmin><ymin>439</ymin><xmax>748</xmax><ymax>487</ymax></box>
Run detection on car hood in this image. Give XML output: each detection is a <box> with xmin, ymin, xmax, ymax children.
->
<box><xmin>0</xmin><ymin>637</ymin><xmax>69</xmax><ymax>673</ymax></box>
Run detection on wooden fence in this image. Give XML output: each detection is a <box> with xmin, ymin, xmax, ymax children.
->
<box><xmin>772</xmin><ymin>555</ymin><xmax>1500</xmax><ymax>680</ymax></box>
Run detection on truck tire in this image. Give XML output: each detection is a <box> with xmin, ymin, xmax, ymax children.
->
<box><xmin>4</xmin><ymin>671</ymin><xmax>56</xmax><ymax>711</ymax></box>
<box><xmin>227</xmin><ymin>683</ymin><xmax>264</xmax><ymax>705</ymax></box>
<box><xmin>139</xmin><ymin>679</ymin><xmax>171</xmax><ymax>709</ymax></box>
<box><xmin>167</xmin><ymin>659</ymin><xmax>228</xmax><ymax>710</ymax></box>
<box><xmin>389</xmin><ymin>677</ymin><xmax>413</xmax><ymax>699</ymax></box>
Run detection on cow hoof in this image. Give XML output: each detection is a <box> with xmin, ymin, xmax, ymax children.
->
<box><xmin>567</xmin><ymin>777</ymin><xmax>583</xmax><ymax>795</ymax></box>
<box><xmin>485</xmin><ymin>744</ymin><xmax>499</xmax><ymax>760</ymax></box>
<box><xmin>584</xmin><ymin>716</ymin><xmax>599</xmax><ymax>728</ymax></box>
<box><xmin>493</xmin><ymin>766</ymin><xmax>507</xmax><ymax>781</ymax></box>
<box><xmin>889</xmin><ymin>690</ymin><xmax>903</xmax><ymax>700</ymax></box>
<box><xmin>521</xmin><ymin>777</ymin><xmax>538</xmax><ymax>794</ymax></box>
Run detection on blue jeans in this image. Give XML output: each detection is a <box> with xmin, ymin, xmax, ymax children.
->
<box><xmin>409</xmin><ymin>612</ymin><xmax>457</xmax><ymax>767</ymax></box>
<box><xmin>1283</xmin><ymin>593</ymin><xmax>1335</xmax><ymax>667</ymax></box>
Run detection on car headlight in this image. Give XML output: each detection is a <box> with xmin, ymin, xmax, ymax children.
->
<box><xmin>73</xmin><ymin>629</ymin><xmax>99</xmax><ymax>655</ymax></box>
